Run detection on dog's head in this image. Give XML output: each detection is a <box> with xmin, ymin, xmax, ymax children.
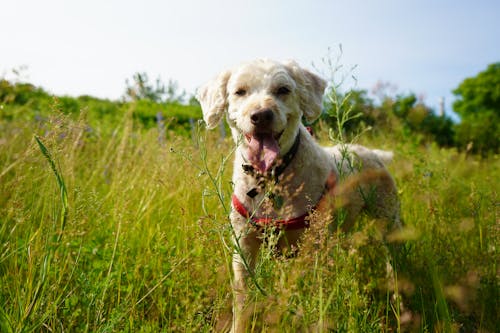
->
<box><xmin>197</xmin><ymin>59</ymin><xmax>326</xmax><ymax>173</ymax></box>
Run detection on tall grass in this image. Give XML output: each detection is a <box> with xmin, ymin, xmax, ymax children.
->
<box><xmin>0</xmin><ymin>108</ymin><xmax>233</xmax><ymax>332</ymax></box>
<box><xmin>0</xmin><ymin>102</ymin><xmax>498</xmax><ymax>331</ymax></box>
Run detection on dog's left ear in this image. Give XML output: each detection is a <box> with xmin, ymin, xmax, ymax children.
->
<box><xmin>196</xmin><ymin>70</ymin><xmax>232</xmax><ymax>129</ymax></box>
<box><xmin>285</xmin><ymin>61</ymin><xmax>327</xmax><ymax>123</ymax></box>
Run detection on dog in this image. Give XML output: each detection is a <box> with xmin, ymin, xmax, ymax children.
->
<box><xmin>196</xmin><ymin>59</ymin><xmax>401</xmax><ymax>332</ymax></box>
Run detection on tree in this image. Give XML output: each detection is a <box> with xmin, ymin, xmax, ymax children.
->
<box><xmin>390</xmin><ymin>93</ymin><xmax>455</xmax><ymax>146</ymax></box>
<box><xmin>123</xmin><ymin>72</ymin><xmax>185</xmax><ymax>103</ymax></box>
<box><xmin>453</xmin><ymin>63</ymin><xmax>500</xmax><ymax>154</ymax></box>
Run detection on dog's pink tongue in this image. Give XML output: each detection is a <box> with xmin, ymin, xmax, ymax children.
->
<box><xmin>247</xmin><ymin>133</ymin><xmax>279</xmax><ymax>173</ymax></box>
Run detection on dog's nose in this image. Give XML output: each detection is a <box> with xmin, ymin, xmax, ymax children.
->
<box><xmin>250</xmin><ymin>109</ymin><xmax>274</xmax><ymax>126</ymax></box>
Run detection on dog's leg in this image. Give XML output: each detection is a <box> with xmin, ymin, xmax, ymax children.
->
<box><xmin>231</xmin><ymin>219</ymin><xmax>261</xmax><ymax>333</ymax></box>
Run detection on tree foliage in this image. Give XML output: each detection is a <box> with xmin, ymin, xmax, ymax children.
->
<box><xmin>453</xmin><ymin>63</ymin><xmax>500</xmax><ymax>154</ymax></box>
<box><xmin>124</xmin><ymin>72</ymin><xmax>185</xmax><ymax>103</ymax></box>
<box><xmin>392</xmin><ymin>94</ymin><xmax>455</xmax><ymax>146</ymax></box>
<box><xmin>453</xmin><ymin>63</ymin><xmax>500</xmax><ymax>117</ymax></box>
<box><xmin>322</xmin><ymin>89</ymin><xmax>455</xmax><ymax>146</ymax></box>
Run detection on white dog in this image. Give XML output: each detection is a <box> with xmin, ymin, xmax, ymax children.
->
<box><xmin>197</xmin><ymin>59</ymin><xmax>401</xmax><ymax>332</ymax></box>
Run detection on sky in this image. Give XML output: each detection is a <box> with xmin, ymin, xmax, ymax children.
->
<box><xmin>1</xmin><ymin>0</ymin><xmax>499</xmax><ymax>119</ymax></box>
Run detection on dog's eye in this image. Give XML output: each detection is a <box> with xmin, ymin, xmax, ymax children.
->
<box><xmin>235</xmin><ymin>88</ymin><xmax>247</xmax><ymax>96</ymax></box>
<box><xmin>275</xmin><ymin>86</ymin><xmax>291</xmax><ymax>96</ymax></box>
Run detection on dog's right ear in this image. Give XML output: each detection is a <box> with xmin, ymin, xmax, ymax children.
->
<box><xmin>196</xmin><ymin>70</ymin><xmax>231</xmax><ymax>129</ymax></box>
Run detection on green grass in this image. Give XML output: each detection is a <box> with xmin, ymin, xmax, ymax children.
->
<box><xmin>0</xmin><ymin>107</ymin><xmax>498</xmax><ymax>332</ymax></box>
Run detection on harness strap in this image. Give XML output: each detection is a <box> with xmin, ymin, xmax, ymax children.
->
<box><xmin>232</xmin><ymin>194</ymin><xmax>311</xmax><ymax>230</ymax></box>
<box><xmin>232</xmin><ymin>171</ymin><xmax>337</xmax><ymax>230</ymax></box>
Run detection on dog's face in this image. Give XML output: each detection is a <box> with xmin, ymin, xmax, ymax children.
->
<box><xmin>197</xmin><ymin>59</ymin><xmax>326</xmax><ymax>173</ymax></box>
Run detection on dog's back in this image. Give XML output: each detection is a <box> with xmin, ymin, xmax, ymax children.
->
<box><xmin>319</xmin><ymin>144</ymin><xmax>400</xmax><ymax>230</ymax></box>
<box><xmin>323</xmin><ymin>144</ymin><xmax>393</xmax><ymax>175</ymax></box>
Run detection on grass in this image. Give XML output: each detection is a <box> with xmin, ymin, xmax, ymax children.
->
<box><xmin>0</xmin><ymin>104</ymin><xmax>498</xmax><ymax>332</ymax></box>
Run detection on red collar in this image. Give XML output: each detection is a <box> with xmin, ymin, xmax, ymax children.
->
<box><xmin>232</xmin><ymin>171</ymin><xmax>336</xmax><ymax>230</ymax></box>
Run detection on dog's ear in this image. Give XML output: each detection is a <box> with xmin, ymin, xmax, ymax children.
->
<box><xmin>285</xmin><ymin>61</ymin><xmax>327</xmax><ymax>123</ymax></box>
<box><xmin>196</xmin><ymin>70</ymin><xmax>232</xmax><ymax>129</ymax></box>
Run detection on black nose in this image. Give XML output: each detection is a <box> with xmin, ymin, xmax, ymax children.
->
<box><xmin>250</xmin><ymin>109</ymin><xmax>274</xmax><ymax>126</ymax></box>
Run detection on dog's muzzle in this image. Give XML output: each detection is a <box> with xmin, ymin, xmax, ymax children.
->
<box><xmin>245</xmin><ymin>109</ymin><xmax>280</xmax><ymax>173</ymax></box>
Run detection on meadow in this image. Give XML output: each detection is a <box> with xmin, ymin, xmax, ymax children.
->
<box><xmin>0</xmin><ymin>96</ymin><xmax>498</xmax><ymax>332</ymax></box>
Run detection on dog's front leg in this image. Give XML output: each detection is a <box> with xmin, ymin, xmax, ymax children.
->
<box><xmin>230</xmin><ymin>216</ymin><xmax>261</xmax><ymax>333</ymax></box>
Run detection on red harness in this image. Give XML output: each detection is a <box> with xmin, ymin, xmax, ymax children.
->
<box><xmin>232</xmin><ymin>171</ymin><xmax>337</xmax><ymax>230</ymax></box>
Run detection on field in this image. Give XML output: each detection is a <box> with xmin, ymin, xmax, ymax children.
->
<box><xmin>0</xmin><ymin>101</ymin><xmax>498</xmax><ymax>332</ymax></box>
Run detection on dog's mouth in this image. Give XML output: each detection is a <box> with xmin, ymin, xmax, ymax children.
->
<box><xmin>244</xmin><ymin>131</ymin><xmax>283</xmax><ymax>173</ymax></box>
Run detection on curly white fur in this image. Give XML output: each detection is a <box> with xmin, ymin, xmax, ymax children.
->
<box><xmin>197</xmin><ymin>59</ymin><xmax>400</xmax><ymax>333</ymax></box>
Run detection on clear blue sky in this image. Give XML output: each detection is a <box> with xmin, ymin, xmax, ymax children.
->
<box><xmin>1</xmin><ymin>0</ymin><xmax>499</xmax><ymax>118</ymax></box>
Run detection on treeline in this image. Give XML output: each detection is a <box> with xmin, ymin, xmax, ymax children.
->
<box><xmin>322</xmin><ymin>88</ymin><xmax>455</xmax><ymax>147</ymax></box>
<box><xmin>0</xmin><ymin>74</ymin><xmax>202</xmax><ymax>136</ymax></box>
<box><xmin>1</xmin><ymin>63</ymin><xmax>498</xmax><ymax>155</ymax></box>
<box><xmin>323</xmin><ymin>62</ymin><xmax>499</xmax><ymax>155</ymax></box>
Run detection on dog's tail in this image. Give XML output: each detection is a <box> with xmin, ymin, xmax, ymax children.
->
<box><xmin>372</xmin><ymin>149</ymin><xmax>394</xmax><ymax>164</ymax></box>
